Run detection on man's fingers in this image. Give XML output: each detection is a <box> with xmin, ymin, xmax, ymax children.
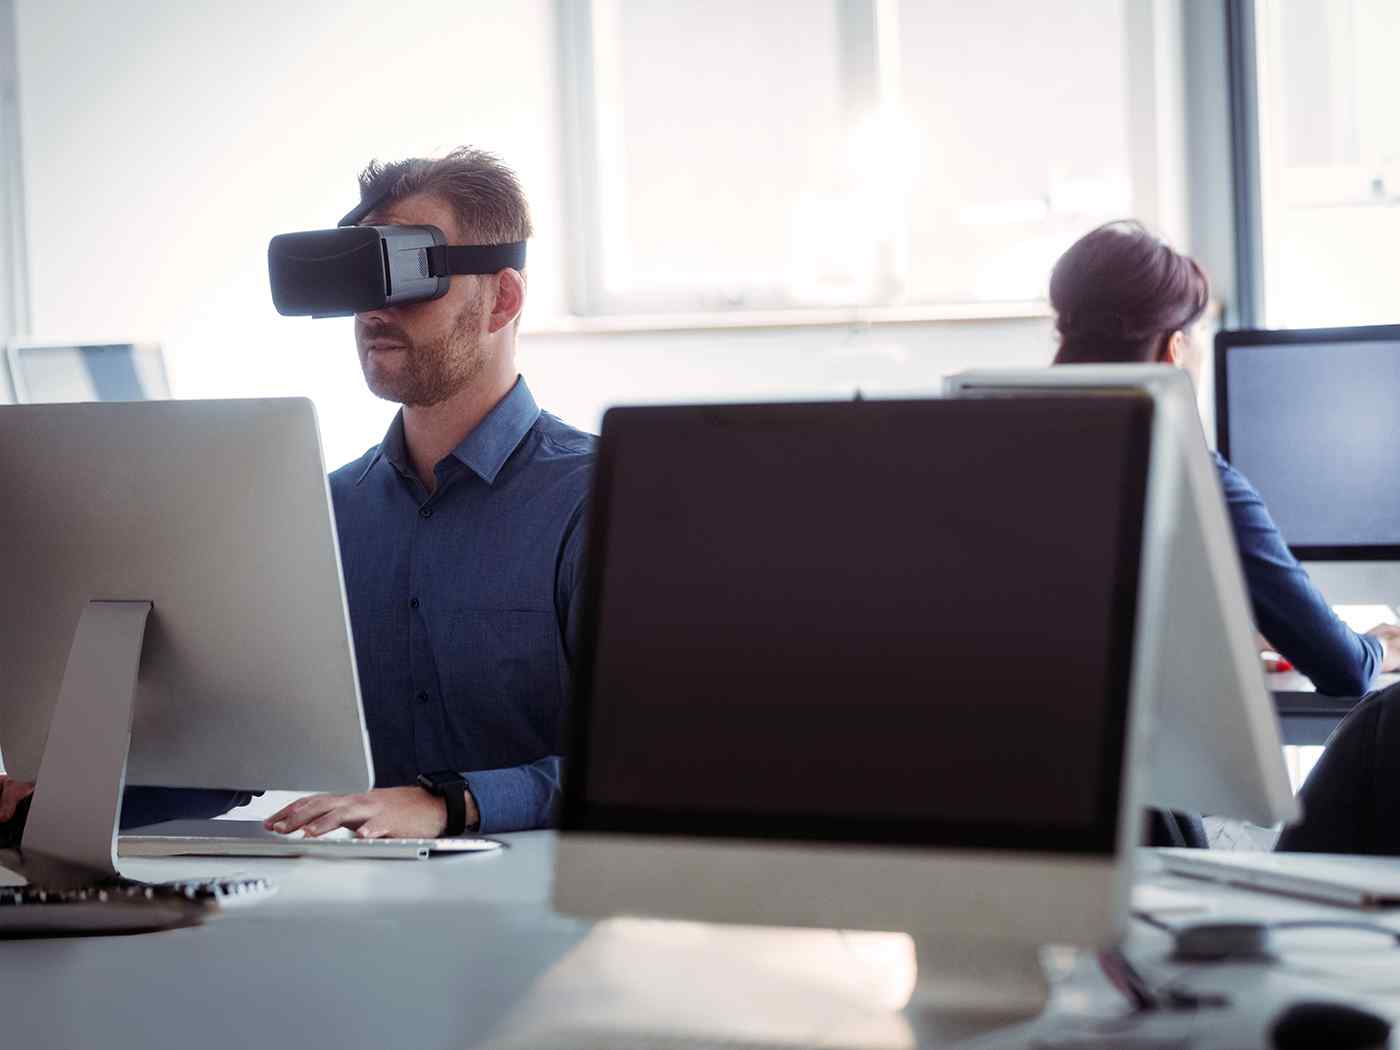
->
<box><xmin>356</xmin><ymin>819</ymin><xmax>390</xmax><ymax>840</ymax></box>
<box><xmin>264</xmin><ymin>797</ymin><xmax>309</xmax><ymax>827</ymax></box>
<box><xmin>0</xmin><ymin>779</ymin><xmax>15</xmax><ymax>822</ymax></box>
<box><xmin>0</xmin><ymin>779</ymin><xmax>35</xmax><ymax>823</ymax></box>
<box><xmin>303</xmin><ymin>803</ymin><xmax>371</xmax><ymax>838</ymax></box>
<box><xmin>267</xmin><ymin>794</ymin><xmax>341</xmax><ymax>833</ymax></box>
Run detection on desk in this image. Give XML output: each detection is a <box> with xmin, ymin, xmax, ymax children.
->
<box><xmin>3</xmin><ymin>836</ymin><xmax>1399</xmax><ymax>1049</ymax></box>
<box><xmin>1271</xmin><ymin>670</ymin><xmax>1399</xmax><ymax>746</ymax></box>
<box><xmin>1274</xmin><ymin>690</ymin><xmax>1360</xmax><ymax>746</ymax></box>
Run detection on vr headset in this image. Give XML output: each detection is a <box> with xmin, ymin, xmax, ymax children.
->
<box><xmin>267</xmin><ymin>195</ymin><xmax>527</xmax><ymax>318</ymax></box>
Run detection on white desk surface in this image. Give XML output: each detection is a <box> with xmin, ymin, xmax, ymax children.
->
<box><xmin>4</xmin><ymin>836</ymin><xmax>1400</xmax><ymax>1050</ymax></box>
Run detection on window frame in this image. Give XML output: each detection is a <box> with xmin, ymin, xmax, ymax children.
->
<box><xmin>558</xmin><ymin>0</ymin><xmax>1170</xmax><ymax>327</ymax></box>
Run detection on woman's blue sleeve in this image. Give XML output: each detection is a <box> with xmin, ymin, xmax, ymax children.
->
<box><xmin>1213</xmin><ymin>453</ymin><xmax>1380</xmax><ymax>697</ymax></box>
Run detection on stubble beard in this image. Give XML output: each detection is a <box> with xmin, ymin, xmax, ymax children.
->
<box><xmin>358</xmin><ymin>291</ymin><xmax>489</xmax><ymax>408</ymax></box>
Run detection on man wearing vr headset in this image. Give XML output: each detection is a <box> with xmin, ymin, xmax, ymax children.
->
<box><xmin>263</xmin><ymin>148</ymin><xmax>593</xmax><ymax>839</ymax></box>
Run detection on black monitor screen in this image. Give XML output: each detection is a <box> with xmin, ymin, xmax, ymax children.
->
<box><xmin>1219</xmin><ymin>328</ymin><xmax>1400</xmax><ymax>556</ymax></box>
<box><xmin>565</xmin><ymin>396</ymin><xmax>1152</xmax><ymax>855</ymax></box>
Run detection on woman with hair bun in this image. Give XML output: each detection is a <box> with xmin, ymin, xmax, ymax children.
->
<box><xmin>1050</xmin><ymin>220</ymin><xmax>1400</xmax><ymax>698</ymax></box>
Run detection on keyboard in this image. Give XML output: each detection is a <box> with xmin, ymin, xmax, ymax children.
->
<box><xmin>119</xmin><ymin>819</ymin><xmax>503</xmax><ymax>859</ymax></box>
<box><xmin>1159</xmin><ymin>848</ymin><xmax>1400</xmax><ymax>908</ymax></box>
<box><xmin>0</xmin><ymin>876</ymin><xmax>273</xmax><ymax>936</ymax></box>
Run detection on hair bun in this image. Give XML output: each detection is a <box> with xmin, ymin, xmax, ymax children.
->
<box><xmin>1058</xmin><ymin>310</ymin><xmax>1130</xmax><ymax>340</ymax></box>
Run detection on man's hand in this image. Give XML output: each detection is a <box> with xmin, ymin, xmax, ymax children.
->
<box><xmin>1366</xmin><ymin>624</ymin><xmax>1400</xmax><ymax>674</ymax></box>
<box><xmin>0</xmin><ymin>776</ymin><xmax>34</xmax><ymax>823</ymax></box>
<box><xmin>264</xmin><ymin>785</ymin><xmax>478</xmax><ymax>839</ymax></box>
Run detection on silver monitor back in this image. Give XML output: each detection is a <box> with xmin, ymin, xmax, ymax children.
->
<box><xmin>0</xmin><ymin>398</ymin><xmax>372</xmax><ymax>793</ymax></box>
<box><xmin>6</xmin><ymin>340</ymin><xmax>171</xmax><ymax>404</ymax></box>
<box><xmin>946</xmin><ymin>365</ymin><xmax>1297</xmax><ymax>826</ymax></box>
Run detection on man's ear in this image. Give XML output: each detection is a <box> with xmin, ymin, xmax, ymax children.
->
<box><xmin>1162</xmin><ymin>330</ymin><xmax>1185</xmax><ymax>366</ymax></box>
<box><xmin>487</xmin><ymin>269</ymin><xmax>526</xmax><ymax>335</ymax></box>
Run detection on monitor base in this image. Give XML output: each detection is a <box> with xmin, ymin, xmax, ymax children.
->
<box><xmin>14</xmin><ymin>600</ymin><xmax>150</xmax><ymax>890</ymax></box>
<box><xmin>901</xmin><ymin>934</ymin><xmax>1050</xmax><ymax>1038</ymax></box>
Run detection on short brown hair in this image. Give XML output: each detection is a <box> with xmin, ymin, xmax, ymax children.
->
<box><xmin>1050</xmin><ymin>220</ymin><xmax>1209</xmax><ymax>365</ymax></box>
<box><xmin>356</xmin><ymin>147</ymin><xmax>533</xmax><ymax>245</ymax></box>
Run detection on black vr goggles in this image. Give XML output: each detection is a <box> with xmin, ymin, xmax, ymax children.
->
<box><xmin>267</xmin><ymin>196</ymin><xmax>527</xmax><ymax>318</ymax></box>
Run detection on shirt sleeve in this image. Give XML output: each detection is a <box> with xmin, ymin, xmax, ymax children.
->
<box><xmin>1213</xmin><ymin>454</ymin><xmax>1380</xmax><ymax>697</ymax></box>
<box><xmin>118</xmin><ymin>787</ymin><xmax>254</xmax><ymax>830</ymax></box>
<box><xmin>463</xmin><ymin>757</ymin><xmax>562</xmax><ymax>834</ymax></box>
<box><xmin>463</xmin><ymin>498</ymin><xmax>590</xmax><ymax>835</ymax></box>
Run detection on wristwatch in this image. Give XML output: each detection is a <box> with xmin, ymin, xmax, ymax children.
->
<box><xmin>416</xmin><ymin>770</ymin><xmax>471</xmax><ymax>836</ymax></box>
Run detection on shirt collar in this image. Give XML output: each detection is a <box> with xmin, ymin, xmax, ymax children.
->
<box><xmin>449</xmin><ymin>376</ymin><xmax>541</xmax><ymax>484</ymax></box>
<box><xmin>355</xmin><ymin>376</ymin><xmax>541</xmax><ymax>487</ymax></box>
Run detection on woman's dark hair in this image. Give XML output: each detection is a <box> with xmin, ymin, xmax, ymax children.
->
<box><xmin>1050</xmin><ymin>220</ymin><xmax>1210</xmax><ymax>365</ymax></box>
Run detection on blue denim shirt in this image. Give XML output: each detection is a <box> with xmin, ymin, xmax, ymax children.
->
<box><xmin>328</xmin><ymin>376</ymin><xmax>594</xmax><ymax>832</ymax></box>
<box><xmin>1214</xmin><ymin>451</ymin><xmax>1381</xmax><ymax>696</ymax></box>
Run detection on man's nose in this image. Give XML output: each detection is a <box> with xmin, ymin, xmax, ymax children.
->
<box><xmin>356</xmin><ymin>307</ymin><xmax>399</xmax><ymax>327</ymax></box>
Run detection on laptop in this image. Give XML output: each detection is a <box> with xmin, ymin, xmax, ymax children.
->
<box><xmin>119</xmin><ymin>819</ymin><xmax>501</xmax><ymax>860</ymax></box>
<box><xmin>1159</xmin><ymin>848</ymin><xmax>1400</xmax><ymax>909</ymax></box>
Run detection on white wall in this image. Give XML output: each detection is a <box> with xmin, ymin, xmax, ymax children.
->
<box><xmin>14</xmin><ymin>1</ymin><xmax>1151</xmax><ymax>468</ymax></box>
<box><xmin>521</xmin><ymin>316</ymin><xmax>1056</xmax><ymax>436</ymax></box>
<box><xmin>16</xmin><ymin>0</ymin><xmax>569</xmax><ymax>463</ymax></box>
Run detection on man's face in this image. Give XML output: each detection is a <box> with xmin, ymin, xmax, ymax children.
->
<box><xmin>353</xmin><ymin>193</ymin><xmax>491</xmax><ymax>407</ymax></box>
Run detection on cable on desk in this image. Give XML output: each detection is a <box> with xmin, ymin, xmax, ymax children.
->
<box><xmin>1131</xmin><ymin>910</ymin><xmax>1174</xmax><ymax>933</ymax></box>
<box><xmin>1098</xmin><ymin>948</ymin><xmax>1230</xmax><ymax>1014</ymax></box>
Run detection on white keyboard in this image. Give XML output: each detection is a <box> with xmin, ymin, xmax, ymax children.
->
<box><xmin>1159</xmin><ymin>848</ymin><xmax>1400</xmax><ymax>908</ymax></box>
<box><xmin>119</xmin><ymin>819</ymin><xmax>502</xmax><ymax>860</ymax></box>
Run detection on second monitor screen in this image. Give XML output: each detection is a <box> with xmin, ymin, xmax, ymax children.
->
<box><xmin>579</xmin><ymin>397</ymin><xmax>1152</xmax><ymax>851</ymax></box>
<box><xmin>1225</xmin><ymin>337</ymin><xmax>1400</xmax><ymax>551</ymax></box>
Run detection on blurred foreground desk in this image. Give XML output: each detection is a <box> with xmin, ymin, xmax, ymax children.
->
<box><xmin>4</xmin><ymin>835</ymin><xmax>1400</xmax><ymax>1049</ymax></box>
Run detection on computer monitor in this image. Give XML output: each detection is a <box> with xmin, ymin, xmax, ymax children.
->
<box><xmin>0</xmin><ymin>399</ymin><xmax>371</xmax><ymax>887</ymax></box>
<box><xmin>556</xmin><ymin>395</ymin><xmax>1158</xmax><ymax>1028</ymax></box>
<box><xmin>946</xmin><ymin>365</ymin><xmax>1297</xmax><ymax>828</ymax></box>
<box><xmin>1216</xmin><ymin>324</ymin><xmax>1400</xmax><ymax>607</ymax></box>
<box><xmin>6</xmin><ymin>340</ymin><xmax>171</xmax><ymax>403</ymax></box>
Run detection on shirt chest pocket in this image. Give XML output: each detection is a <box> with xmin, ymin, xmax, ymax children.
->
<box><xmin>439</xmin><ymin>608</ymin><xmax>562</xmax><ymax>743</ymax></box>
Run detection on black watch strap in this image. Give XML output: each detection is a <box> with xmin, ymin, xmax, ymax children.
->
<box><xmin>416</xmin><ymin>771</ymin><xmax>469</xmax><ymax>836</ymax></box>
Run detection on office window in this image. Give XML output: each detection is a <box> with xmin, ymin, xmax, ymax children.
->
<box><xmin>897</xmin><ymin>0</ymin><xmax>1132</xmax><ymax>305</ymax></box>
<box><xmin>1253</xmin><ymin>0</ymin><xmax>1400</xmax><ymax>327</ymax></box>
<box><xmin>564</xmin><ymin>0</ymin><xmax>1139</xmax><ymax>317</ymax></box>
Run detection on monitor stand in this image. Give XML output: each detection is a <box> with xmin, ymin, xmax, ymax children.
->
<box><xmin>12</xmin><ymin>600</ymin><xmax>151</xmax><ymax>890</ymax></box>
<box><xmin>902</xmin><ymin>934</ymin><xmax>1050</xmax><ymax>1039</ymax></box>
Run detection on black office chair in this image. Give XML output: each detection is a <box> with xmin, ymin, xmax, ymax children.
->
<box><xmin>1144</xmin><ymin>808</ymin><xmax>1209</xmax><ymax>849</ymax></box>
<box><xmin>1277</xmin><ymin>683</ymin><xmax>1396</xmax><ymax>854</ymax></box>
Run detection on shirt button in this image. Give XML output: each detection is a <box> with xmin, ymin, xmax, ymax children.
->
<box><xmin>409</xmin><ymin>597</ymin><xmax>420</xmax><ymax>610</ymax></box>
<box><xmin>419</xmin><ymin>507</ymin><xmax>433</xmax><ymax>519</ymax></box>
<box><xmin>416</xmin><ymin>691</ymin><xmax>430</xmax><ymax>704</ymax></box>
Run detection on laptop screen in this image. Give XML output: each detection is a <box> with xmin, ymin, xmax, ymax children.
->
<box><xmin>565</xmin><ymin>396</ymin><xmax>1152</xmax><ymax>854</ymax></box>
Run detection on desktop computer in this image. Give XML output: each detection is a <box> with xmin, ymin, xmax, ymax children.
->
<box><xmin>945</xmin><ymin>365</ymin><xmax>1298</xmax><ymax>828</ymax></box>
<box><xmin>1216</xmin><ymin>324</ymin><xmax>1400</xmax><ymax>610</ymax></box>
<box><xmin>0</xmin><ymin>398</ymin><xmax>373</xmax><ymax>890</ymax></box>
<box><xmin>5</xmin><ymin>339</ymin><xmax>172</xmax><ymax>403</ymax></box>
<box><xmin>555</xmin><ymin>395</ymin><xmax>1161</xmax><ymax>1030</ymax></box>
